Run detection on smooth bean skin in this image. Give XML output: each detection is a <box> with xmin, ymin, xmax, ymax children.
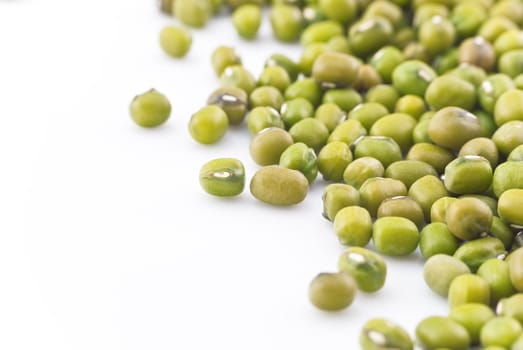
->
<box><xmin>425</xmin><ymin>75</ymin><xmax>476</xmax><ymax>111</ymax></box>
<box><xmin>448</xmin><ymin>274</ymin><xmax>491</xmax><ymax>309</ymax></box>
<box><xmin>403</xmin><ymin>42</ymin><xmax>429</xmax><ymax>62</ymax></box>
<box><xmin>249</xmin><ymin>127</ymin><xmax>293</xmax><ymax>166</ymax></box>
<box><xmin>363</xmin><ymin>1</ymin><xmax>403</xmax><ymax>29</ymax></box>
<box><xmin>428</xmin><ymin>107</ymin><xmax>483</xmax><ymax>151</ymax></box>
<box><xmin>349</xmin><ymin>16</ymin><xmax>394</xmax><ymax>58</ymax></box>
<box><xmin>333</xmin><ymin>205</ymin><xmax>373</xmax><ymax>247</ymax></box>
<box><xmin>280</xmin><ymin>97</ymin><xmax>314</xmax><ymax>128</ymax></box>
<box><xmin>365</xmin><ymin>84</ymin><xmax>400</xmax><ymax>112</ymax></box>
<box><xmin>480</xmin><ymin>317</ymin><xmax>523</xmax><ymax>349</ymax></box>
<box><xmin>369</xmin><ymin>113</ymin><xmax>417</xmax><ymax>152</ymax></box>
<box><xmin>319</xmin><ymin>0</ymin><xmax>358</xmax><ymax>23</ymax></box>
<box><xmin>423</xmin><ymin>254</ymin><xmax>471</xmax><ymax>297</ymax></box>
<box><xmin>269</xmin><ymin>4</ymin><xmax>303</xmax><ymax>42</ymax></box>
<box><xmin>406</xmin><ymin>143</ymin><xmax>455</xmax><ymax>174</ymax></box>
<box><xmin>279</xmin><ymin>142</ymin><xmax>318</xmax><ymax>184</ymax></box>
<box><xmin>317</xmin><ymin>142</ymin><xmax>353</xmax><ymax>182</ymax></box>
<box><xmin>189</xmin><ymin>105</ymin><xmax>229</xmax><ymax>144</ymax></box>
<box><xmin>327</xmin><ymin>119</ymin><xmax>367</xmax><ymax>147</ymax></box>
<box><xmin>450</xmin><ymin>2</ymin><xmax>486</xmax><ymax>38</ymax></box>
<box><xmin>497</xmin><ymin>294</ymin><xmax>523</xmax><ymax>324</ymax></box>
<box><xmin>392</xmin><ymin>60</ymin><xmax>436</xmax><ymax>97</ymax></box>
<box><xmin>232</xmin><ymin>4</ymin><xmax>261</xmax><ymax>39</ymax></box>
<box><xmin>430</xmin><ymin>196</ymin><xmax>458</xmax><ymax>223</ymax></box>
<box><xmin>207</xmin><ymin>86</ymin><xmax>248</xmax><ymax>125</ymax></box>
<box><xmin>408</xmin><ymin>175</ymin><xmax>449</xmax><ymax>220</ymax></box>
<box><xmin>509</xmin><ymin>248</ymin><xmax>523</xmax><ymax>292</ymax></box>
<box><xmin>444</xmin><ymin>156</ymin><xmax>493</xmax><ymax>195</ymax></box>
<box><xmin>377</xmin><ymin>196</ymin><xmax>425</xmax><ymax>229</ymax></box>
<box><xmin>448</xmin><ymin>64</ymin><xmax>487</xmax><ymax>89</ymax></box>
<box><xmin>478</xmin><ymin>74</ymin><xmax>515</xmax><ymax>114</ymax></box>
<box><xmin>246</xmin><ymin>107</ymin><xmax>283</xmax><ymax>135</ymax></box>
<box><xmin>449</xmin><ymin>303</ymin><xmax>495</xmax><ymax>345</ymax></box>
<box><xmin>129</xmin><ymin>89</ymin><xmax>171</xmax><ymax>128</ymax></box>
<box><xmin>458</xmin><ymin>137</ymin><xmax>499</xmax><ymax>169</ymax></box>
<box><xmin>354</xmin><ymin>64</ymin><xmax>383</xmax><ymax>91</ymax></box>
<box><xmin>284</xmin><ymin>78</ymin><xmax>322</xmax><ymax>107</ymax></box>
<box><xmin>420</xmin><ymin>222</ymin><xmax>459</xmax><ymax>259</ymax></box>
<box><xmin>372</xmin><ymin>216</ymin><xmax>419</xmax><ymax>256</ymax></box>
<box><xmin>479</xmin><ymin>17</ymin><xmax>518</xmax><ymax>43</ymax></box>
<box><xmin>492</xmin><ymin>161</ymin><xmax>523</xmax><ymax>198</ymax></box>
<box><xmin>265</xmin><ymin>53</ymin><xmax>300</xmax><ymax>82</ymax></box>
<box><xmin>300</xmin><ymin>20</ymin><xmax>343</xmax><ymax>46</ymax></box>
<box><xmin>308</xmin><ymin>272</ymin><xmax>357</xmax><ymax>311</ymax></box>
<box><xmin>458</xmin><ymin>36</ymin><xmax>496</xmax><ymax>72</ymax></box>
<box><xmin>498</xmin><ymin>189</ymin><xmax>523</xmax><ymax>226</ymax></box>
<box><xmin>159</xmin><ymin>25</ymin><xmax>192</xmax><ymax>58</ymax></box>
<box><xmin>394</xmin><ymin>94</ymin><xmax>426</xmax><ymax>120</ymax></box>
<box><xmin>348</xmin><ymin>102</ymin><xmax>389</xmax><ymax>130</ymax></box>
<box><xmin>360</xmin><ymin>318</ymin><xmax>413</xmax><ymax>350</ymax></box>
<box><xmin>338</xmin><ymin>247</ymin><xmax>387</xmax><ymax>292</ymax></box>
<box><xmin>434</xmin><ymin>49</ymin><xmax>460</xmax><ymax>77</ymax></box>
<box><xmin>343</xmin><ymin>157</ymin><xmax>385</xmax><ymax>189</ymax></box>
<box><xmin>477</xmin><ymin>259</ymin><xmax>516</xmax><ymax>306</ymax></box>
<box><xmin>415</xmin><ymin>316</ymin><xmax>471</xmax><ymax>350</ymax></box>
<box><xmin>211</xmin><ymin>46</ymin><xmax>242</xmax><ymax>77</ymax></box>
<box><xmin>476</xmin><ymin>110</ymin><xmax>497</xmax><ymax>137</ymax></box>
<box><xmin>385</xmin><ymin>160</ymin><xmax>437</xmax><ymax>189</ymax></box>
<box><xmin>419</xmin><ymin>16</ymin><xmax>455</xmax><ymax>55</ymax></box>
<box><xmin>353</xmin><ymin>136</ymin><xmax>403</xmax><ymax>168</ymax></box>
<box><xmin>174</xmin><ymin>0</ymin><xmax>212</xmax><ymax>28</ymax></box>
<box><xmin>250</xmin><ymin>165</ymin><xmax>308</xmax><ymax>206</ymax></box>
<box><xmin>491</xmin><ymin>120</ymin><xmax>523</xmax><ymax>157</ymax></box>
<box><xmin>322</xmin><ymin>88</ymin><xmax>362</xmax><ymax>112</ymax></box>
<box><xmin>314</xmin><ymin>103</ymin><xmax>345</xmax><ymax>132</ymax></box>
<box><xmin>220</xmin><ymin>65</ymin><xmax>257</xmax><ymax>94</ymax></box>
<box><xmin>490</xmin><ymin>216</ymin><xmax>514</xmax><ymax>250</ymax></box>
<box><xmin>412</xmin><ymin>118</ymin><xmax>431</xmax><ymax>144</ymax></box>
<box><xmin>322</xmin><ymin>184</ymin><xmax>360</xmax><ymax>221</ymax></box>
<box><xmin>499</xmin><ymin>49</ymin><xmax>523</xmax><ymax>78</ymax></box>
<box><xmin>312</xmin><ymin>52</ymin><xmax>361</xmax><ymax>88</ymax></box>
<box><xmin>326</xmin><ymin>35</ymin><xmax>351</xmax><ymax>55</ymax></box>
<box><xmin>289</xmin><ymin>118</ymin><xmax>329</xmax><ymax>151</ymax></box>
<box><xmin>299</xmin><ymin>43</ymin><xmax>328</xmax><ymax>77</ymax></box>
<box><xmin>491</xmin><ymin>0</ymin><xmax>523</xmax><ymax>26</ymax></box>
<box><xmin>199</xmin><ymin>158</ymin><xmax>245</xmax><ymax>197</ymax></box>
<box><xmin>258</xmin><ymin>65</ymin><xmax>291</xmax><ymax>93</ymax></box>
<box><xmin>413</xmin><ymin>3</ymin><xmax>448</xmax><ymax>28</ymax></box>
<box><xmin>369</xmin><ymin>46</ymin><xmax>404</xmax><ymax>83</ymax></box>
<box><xmin>496</xmin><ymin>28</ymin><xmax>523</xmax><ymax>54</ymax></box>
<box><xmin>509</xmin><ymin>144</ymin><xmax>523</xmax><ymax>161</ymax></box>
<box><xmin>360</xmin><ymin>177</ymin><xmax>407</xmax><ymax>217</ymax></box>
<box><xmin>494</xmin><ymin>89</ymin><xmax>523</xmax><ymax>126</ymax></box>
<box><xmin>249</xmin><ymin>86</ymin><xmax>284</xmax><ymax>110</ymax></box>
<box><xmin>453</xmin><ymin>237</ymin><xmax>506</xmax><ymax>273</ymax></box>
<box><xmin>446</xmin><ymin>197</ymin><xmax>493</xmax><ymax>241</ymax></box>
<box><xmin>460</xmin><ymin>194</ymin><xmax>498</xmax><ymax>217</ymax></box>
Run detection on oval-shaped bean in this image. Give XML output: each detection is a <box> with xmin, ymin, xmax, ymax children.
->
<box><xmin>250</xmin><ymin>165</ymin><xmax>308</xmax><ymax>206</ymax></box>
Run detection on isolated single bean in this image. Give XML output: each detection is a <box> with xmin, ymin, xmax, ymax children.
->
<box><xmin>199</xmin><ymin>158</ymin><xmax>245</xmax><ymax>197</ymax></box>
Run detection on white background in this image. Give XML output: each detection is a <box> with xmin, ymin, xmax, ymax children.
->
<box><xmin>0</xmin><ymin>1</ymin><xmax>447</xmax><ymax>349</ymax></box>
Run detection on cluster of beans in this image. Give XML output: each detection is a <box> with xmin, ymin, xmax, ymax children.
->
<box><xmin>127</xmin><ymin>0</ymin><xmax>523</xmax><ymax>349</ymax></box>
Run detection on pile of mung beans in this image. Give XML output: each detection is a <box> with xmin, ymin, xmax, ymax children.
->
<box><xmin>129</xmin><ymin>0</ymin><xmax>523</xmax><ymax>348</ymax></box>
